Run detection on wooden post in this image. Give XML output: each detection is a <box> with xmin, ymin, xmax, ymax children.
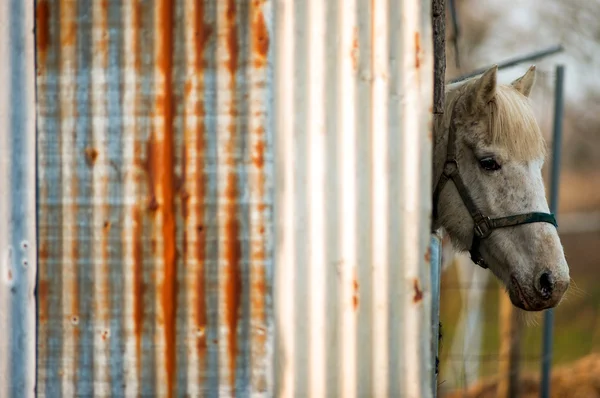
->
<box><xmin>432</xmin><ymin>0</ymin><xmax>446</xmax><ymax>115</ymax></box>
<box><xmin>497</xmin><ymin>290</ymin><xmax>522</xmax><ymax>398</ymax></box>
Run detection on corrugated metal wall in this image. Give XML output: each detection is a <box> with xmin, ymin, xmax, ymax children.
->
<box><xmin>23</xmin><ymin>0</ymin><xmax>431</xmax><ymax>396</ymax></box>
<box><xmin>274</xmin><ymin>0</ymin><xmax>433</xmax><ymax>396</ymax></box>
<box><xmin>36</xmin><ymin>0</ymin><xmax>273</xmax><ymax>396</ymax></box>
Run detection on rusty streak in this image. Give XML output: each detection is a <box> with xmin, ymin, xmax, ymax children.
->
<box><xmin>414</xmin><ymin>32</ymin><xmax>421</xmax><ymax>69</ymax></box>
<box><xmin>225</xmin><ymin>0</ymin><xmax>242</xmax><ymax>391</ymax></box>
<box><xmin>156</xmin><ymin>0</ymin><xmax>177</xmax><ymax>396</ymax></box>
<box><xmin>36</xmin><ymin>0</ymin><xmax>50</xmax><ymax>67</ymax></box>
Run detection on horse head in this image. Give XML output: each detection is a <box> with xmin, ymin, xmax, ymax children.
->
<box><xmin>433</xmin><ymin>65</ymin><xmax>569</xmax><ymax>311</ymax></box>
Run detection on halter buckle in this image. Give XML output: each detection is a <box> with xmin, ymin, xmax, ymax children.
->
<box><xmin>473</xmin><ymin>214</ymin><xmax>492</xmax><ymax>238</ymax></box>
<box><xmin>442</xmin><ymin>159</ymin><xmax>459</xmax><ymax>177</ymax></box>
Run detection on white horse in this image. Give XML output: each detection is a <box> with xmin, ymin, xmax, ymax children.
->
<box><xmin>432</xmin><ymin>65</ymin><xmax>569</xmax><ymax>311</ymax></box>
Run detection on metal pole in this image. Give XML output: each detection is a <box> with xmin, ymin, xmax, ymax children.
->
<box><xmin>541</xmin><ymin>64</ymin><xmax>565</xmax><ymax>398</ymax></box>
<box><xmin>448</xmin><ymin>45</ymin><xmax>564</xmax><ymax>84</ymax></box>
<box><xmin>430</xmin><ymin>234</ymin><xmax>442</xmax><ymax>397</ymax></box>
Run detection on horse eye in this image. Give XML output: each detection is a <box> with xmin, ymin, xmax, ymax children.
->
<box><xmin>479</xmin><ymin>157</ymin><xmax>501</xmax><ymax>171</ymax></box>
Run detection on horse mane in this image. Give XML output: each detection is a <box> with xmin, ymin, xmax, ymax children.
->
<box><xmin>443</xmin><ymin>79</ymin><xmax>546</xmax><ymax>161</ymax></box>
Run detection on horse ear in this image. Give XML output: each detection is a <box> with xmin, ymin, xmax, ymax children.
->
<box><xmin>472</xmin><ymin>65</ymin><xmax>498</xmax><ymax>108</ymax></box>
<box><xmin>511</xmin><ymin>65</ymin><xmax>536</xmax><ymax>97</ymax></box>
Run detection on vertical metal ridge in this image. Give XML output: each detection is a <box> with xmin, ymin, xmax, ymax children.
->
<box><xmin>307</xmin><ymin>0</ymin><xmax>326</xmax><ymax>396</ymax></box>
<box><xmin>248</xmin><ymin>0</ymin><xmax>272</xmax><ymax>395</ymax></box>
<box><xmin>337</xmin><ymin>1</ymin><xmax>358</xmax><ymax>397</ymax></box>
<box><xmin>58</xmin><ymin>0</ymin><xmax>80</xmax><ymax>395</ymax></box>
<box><xmin>397</xmin><ymin>0</ymin><xmax>433</xmax><ymax>395</ymax></box>
<box><xmin>90</xmin><ymin>0</ymin><xmax>111</xmax><ymax>394</ymax></box>
<box><xmin>0</xmin><ymin>0</ymin><xmax>36</xmax><ymax>395</ymax></box>
<box><xmin>35</xmin><ymin>0</ymin><xmax>53</xmax><ymax>395</ymax></box>
<box><xmin>274</xmin><ymin>0</ymin><xmax>295</xmax><ymax>395</ymax></box>
<box><xmin>183</xmin><ymin>0</ymin><xmax>209</xmax><ymax>395</ymax></box>
<box><xmin>370</xmin><ymin>0</ymin><xmax>390</xmax><ymax>396</ymax></box>
<box><xmin>151</xmin><ymin>0</ymin><xmax>178</xmax><ymax>396</ymax></box>
<box><xmin>217</xmin><ymin>0</ymin><xmax>242</xmax><ymax>394</ymax></box>
<box><xmin>121</xmin><ymin>0</ymin><xmax>141</xmax><ymax>394</ymax></box>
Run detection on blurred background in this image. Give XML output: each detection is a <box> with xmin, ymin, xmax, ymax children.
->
<box><xmin>438</xmin><ymin>0</ymin><xmax>600</xmax><ymax>396</ymax></box>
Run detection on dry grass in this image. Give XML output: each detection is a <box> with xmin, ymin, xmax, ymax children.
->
<box><xmin>443</xmin><ymin>353</ymin><xmax>600</xmax><ymax>397</ymax></box>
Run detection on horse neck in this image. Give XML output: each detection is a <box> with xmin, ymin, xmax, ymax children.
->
<box><xmin>432</xmin><ymin>113</ymin><xmax>450</xmax><ymax>194</ymax></box>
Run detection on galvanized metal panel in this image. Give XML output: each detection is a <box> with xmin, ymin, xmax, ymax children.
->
<box><xmin>273</xmin><ymin>0</ymin><xmax>434</xmax><ymax>397</ymax></box>
<box><xmin>36</xmin><ymin>0</ymin><xmax>273</xmax><ymax>396</ymax></box>
<box><xmin>0</xmin><ymin>0</ymin><xmax>36</xmax><ymax>397</ymax></box>
<box><xmin>34</xmin><ymin>0</ymin><xmax>432</xmax><ymax>396</ymax></box>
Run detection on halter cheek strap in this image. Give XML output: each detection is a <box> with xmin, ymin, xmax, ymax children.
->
<box><xmin>432</xmin><ymin>103</ymin><xmax>557</xmax><ymax>269</ymax></box>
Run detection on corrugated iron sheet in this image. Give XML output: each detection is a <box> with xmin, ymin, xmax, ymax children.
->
<box><xmin>274</xmin><ymin>0</ymin><xmax>434</xmax><ymax>397</ymax></box>
<box><xmin>36</xmin><ymin>0</ymin><xmax>272</xmax><ymax>396</ymax></box>
<box><xmin>0</xmin><ymin>0</ymin><xmax>37</xmax><ymax>397</ymax></box>
<box><xmin>33</xmin><ymin>0</ymin><xmax>433</xmax><ymax>396</ymax></box>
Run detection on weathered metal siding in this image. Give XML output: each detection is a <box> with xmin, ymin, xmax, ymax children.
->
<box><xmin>273</xmin><ymin>0</ymin><xmax>434</xmax><ymax>397</ymax></box>
<box><xmin>0</xmin><ymin>0</ymin><xmax>37</xmax><ymax>397</ymax></box>
<box><xmin>33</xmin><ymin>0</ymin><xmax>432</xmax><ymax>396</ymax></box>
<box><xmin>36</xmin><ymin>0</ymin><xmax>273</xmax><ymax>396</ymax></box>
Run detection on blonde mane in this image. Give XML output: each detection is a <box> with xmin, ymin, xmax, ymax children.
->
<box><xmin>443</xmin><ymin>79</ymin><xmax>546</xmax><ymax>161</ymax></box>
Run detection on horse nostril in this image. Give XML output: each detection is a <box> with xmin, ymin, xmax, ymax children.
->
<box><xmin>539</xmin><ymin>272</ymin><xmax>554</xmax><ymax>300</ymax></box>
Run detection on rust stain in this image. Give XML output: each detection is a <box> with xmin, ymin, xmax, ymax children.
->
<box><xmin>424</xmin><ymin>247</ymin><xmax>431</xmax><ymax>263</ymax></box>
<box><xmin>195</xmin><ymin>0</ymin><xmax>213</xmax><ymax>71</ymax></box>
<box><xmin>414</xmin><ymin>32</ymin><xmax>421</xmax><ymax>69</ymax></box>
<box><xmin>38</xmin><ymin>278</ymin><xmax>49</xmax><ymax>324</ymax></box>
<box><xmin>251</xmin><ymin>1</ymin><xmax>270</xmax><ymax>68</ymax></box>
<box><xmin>225</xmin><ymin>0</ymin><xmax>242</xmax><ymax>390</ymax></box>
<box><xmin>36</xmin><ymin>0</ymin><xmax>50</xmax><ymax>67</ymax></box>
<box><xmin>353</xmin><ymin>278</ymin><xmax>359</xmax><ymax>310</ymax></box>
<box><xmin>252</xmin><ymin>137</ymin><xmax>265</xmax><ymax>168</ymax></box>
<box><xmin>103</xmin><ymin>220</ymin><xmax>111</xmax><ymax>230</ymax></box>
<box><xmin>351</xmin><ymin>27</ymin><xmax>359</xmax><ymax>71</ymax></box>
<box><xmin>7</xmin><ymin>269</ymin><xmax>12</xmax><ymax>281</ymax></box>
<box><xmin>156</xmin><ymin>0</ymin><xmax>178</xmax><ymax>396</ymax></box>
<box><xmin>85</xmin><ymin>147</ymin><xmax>98</xmax><ymax>166</ymax></box>
<box><xmin>226</xmin><ymin>0</ymin><xmax>239</xmax><ymax>77</ymax></box>
<box><xmin>413</xmin><ymin>279</ymin><xmax>423</xmax><ymax>303</ymax></box>
<box><xmin>132</xmin><ymin>206</ymin><xmax>144</xmax><ymax>372</ymax></box>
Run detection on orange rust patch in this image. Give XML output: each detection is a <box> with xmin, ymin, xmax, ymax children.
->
<box><xmin>351</xmin><ymin>27</ymin><xmax>359</xmax><ymax>71</ymax></box>
<box><xmin>353</xmin><ymin>278</ymin><xmax>359</xmax><ymax>310</ymax></box>
<box><xmin>424</xmin><ymin>247</ymin><xmax>431</xmax><ymax>263</ymax></box>
<box><xmin>251</xmin><ymin>2</ymin><xmax>270</xmax><ymax>68</ymax></box>
<box><xmin>7</xmin><ymin>269</ymin><xmax>12</xmax><ymax>281</ymax></box>
<box><xmin>195</xmin><ymin>0</ymin><xmax>213</xmax><ymax>70</ymax></box>
<box><xmin>414</xmin><ymin>32</ymin><xmax>421</xmax><ymax>69</ymax></box>
<box><xmin>36</xmin><ymin>0</ymin><xmax>50</xmax><ymax>67</ymax></box>
<box><xmin>252</xmin><ymin>137</ymin><xmax>265</xmax><ymax>168</ymax></box>
<box><xmin>103</xmin><ymin>221</ymin><xmax>111</xmax><ymax>230</ymax></box>
<box><xmin>85</xmin><ymin>147</ymin><xmax>99</xmax><ymax>166</ymax></box>
<box><xmin>413</xmin><ymin>279</ymin><xmax>423</xmax><ymax>303</ymax></box>
<box><xmin>226</xmin><ymin>0</ymin><xmax>239</xmax><ymax>77</ymax></box>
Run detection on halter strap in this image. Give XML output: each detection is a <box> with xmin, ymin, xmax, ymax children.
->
<box><xmin>432</xmin><ymin>101</ymin><xmax>557</xmax><ymax>268</ymax></box>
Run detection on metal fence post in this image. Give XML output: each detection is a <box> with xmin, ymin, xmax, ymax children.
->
<box><xmin>541</xmin><ymin>64</ymin><xmax>565</xmax><ymax>398</ymax></box>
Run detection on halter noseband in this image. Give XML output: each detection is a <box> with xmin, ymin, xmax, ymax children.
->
<box><xmin>432</xmin><ymin>102</ymin><xmax>557</xmax><ymax>269</ymax></box>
